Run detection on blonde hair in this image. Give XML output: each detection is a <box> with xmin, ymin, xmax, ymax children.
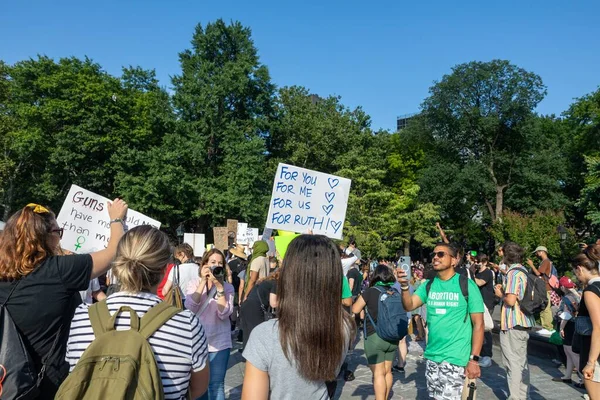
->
<box><xmin>112</xmin><ymin>225</ymin><xmax>171</xmax><ymax>292</ymax></box>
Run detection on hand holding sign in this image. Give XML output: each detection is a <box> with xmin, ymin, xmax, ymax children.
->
<box><xmin>107</xmin><ymin>198</ymin><xmax>128</xmax><ymax>221</ymax></box>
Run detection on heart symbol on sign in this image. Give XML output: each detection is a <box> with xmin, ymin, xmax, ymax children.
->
<box><xmin>325</xmin><ymin>192</ymin><xmax>335</xmax><ymax>203</ymax></box>
<box><xmin>330</xmin><ymin>220</ymin><xmax>342</xmax><ymax>233</ymax></box>
<box><xmin>322</xmin><ymin>204</ymin><xmax>334</xmax><ymax>216</ymax></box>
<box><xmin>328</xmin><ymin>178</ymin><xmax>340</xmax><ymax>189</ymax></box>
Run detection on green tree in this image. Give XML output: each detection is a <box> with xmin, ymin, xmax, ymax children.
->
<box><xmin>422</xmin><ymin>60</ymin><xmax>547</xmax><ymax>222</ymax></box>
<box><xmin>172</xmin><ymin>19</ymin><xmax>275</xmax><ymax>231</ymax></box>
<box><xmin>268</xmin><ymin>86</ymin><xmax>372</xmax><ymax>174</ymax></box>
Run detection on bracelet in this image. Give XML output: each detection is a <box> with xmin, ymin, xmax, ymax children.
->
<box><xmin>110</xmin><ymin>218</ymin><xmax>124</xmax><ymax>225</ymax></box>
<box><xmin>400</xmin><ymin>285</ymin><xmax>410</xmax><ymax>291</ymax></box>
<box><xmin>588</xmin><ymin>361</ymin><xmax>596</xmax><ymax>366</ymax></box>
<box><xmin>216</xmin><ymin>291</ymin><xmax>225</xmax><ymax>297</ymax></box>
<box><xmin>468</xmin><ymin>360</ymin><xmax>479</xmax><ymax>365</ymax></box>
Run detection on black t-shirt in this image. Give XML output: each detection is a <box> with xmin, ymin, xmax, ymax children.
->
<box><xmin>247</xmin><ymin>278</ymin><xmax>277</xmax><ymax>307</ymax></box>
<box><xmin>579</xmin><ymin>281</ymin><xmax>600</xmax><ymax>318</ymax></box>
<box><xmin>347</xmin><ymin>267</ymin><xmax>362</xmax><ymax>297</ymax></box>
<box><xmin>363</xmin><ymin>286</ymin><xmax>392</xmax><ymax>336</ymax></box>
<box><xmin>475</xmin><ymin>267</ymin><xmax>495</xmax><ymax>311</ymax></box>
<box><xmin>0</xmin><ymin>254</ymin><xmax>93</xmax><ymax>398</ymax></box>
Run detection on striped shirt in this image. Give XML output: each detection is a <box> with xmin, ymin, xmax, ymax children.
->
<box><xmin>500</xmin><ymin>265</ymin><xmax>536</xmax><ymax>331</ymax></box>
<box><xmin>66</xmin><ymin>292</ymin><xmax>208</xmax><ymax>399</ymax></box>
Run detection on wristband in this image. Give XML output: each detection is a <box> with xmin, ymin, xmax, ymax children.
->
<box><xmin>110</xmin><ymin>218</ymin><xmax>124</xmax><ymax>225</ymax></box>
<box><xmin>400</xmin><ymin>285</ymin><xmax>410</xmax><ymax>291</ymax></box>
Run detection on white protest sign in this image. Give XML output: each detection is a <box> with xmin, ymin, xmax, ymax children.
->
<box><xmin>236</xmin><ymin>223</ymin><xmax>259</xmax><ymax>246</ymax></box>
<box><xmin>56</xmin><ymin>184</ymin><xmax>161</xmax><ymax>254</ymax></box>
<box><xmin>183</xmin><ymin>233</ymin><xmax>205</xmax><ymax>257</ymax></box>
<box><xmin>247</xmin><ymin>228</ymin><xmax>259</xmax><ymax>247</ymax></box>
<box><xmin>236</xmin><ymin>223</ymin><xmax>249</xmax><ymax>244</ymax></box>
<box><xmin>265</xmin><ymin>163</ymin><xmax>351</xmax><ymax>240</ymax></box>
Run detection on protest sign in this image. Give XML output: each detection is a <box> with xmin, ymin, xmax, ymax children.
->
<box><xmin>274</xmin><ymin>232</ymin><xmax>300</xmax><ymax>259</ymax></box>
<box><xmin>183</xmin><ymin>233</ymin><xmax>205</xmax><ymax>257</ymax></box>
<box><xmin>236</xmin><ymin>223</ymin><xmax>259</xmax><ymax>247</ymax></box>
<box><xmin>237</xmin><ymin>223</ymin><xmax>249</xmax><ymax>244</ymax></box>
<box><xmin>56</xmin><ymin>184</ymin><xmax>161</xmax><ymax>254</ymax></box>
<box><xmin>227</xmin><ymin>219</ymin><xmax>238</xmax><ymax>247</ymax></box>
<box><xmin>213</xmin><ymin>227</ymin><xmax>228</xmax><ymax>251</ymax></box>
<box><xmin>265</xmin><ymin>163</ymin><xmax>351</xmax><ymax>240</ymax></box>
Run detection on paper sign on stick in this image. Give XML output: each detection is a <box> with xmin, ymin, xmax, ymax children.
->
<box><xmin>56</xmin><ymin>184</ymin><xmax>161</xmax><ymax>254</ymax></box>
<box><xmin>213</xmin><ymin>227</ymin><xmax>228</xmax><ymax>252</ymax></box>
<box><xmin>183</xmin><ymin>233</ymin><xmax>205</xmax><ymax>257</ymax></box>
<box><xmin>226</xmin><ymin>219</ymin><xmax>238</xmax><ymax>247</ymax></box>
<box><xmin>265</xmin><ymin>163</ymin><xmax>351</xmax><ymax>240</ymax></box>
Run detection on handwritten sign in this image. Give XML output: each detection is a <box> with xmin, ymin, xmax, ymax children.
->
<box><xmin>236</xmin><ymin>223</ymin><xmax>259</xmax><ymax>247</ymax></box>
<box><xmin>184</xmin><ymin>233</ymin><xmax>205</xmax><ymax>257</ymax></box>
<box><xmin>213</xmin><ymin>227</ymin><xmax>228</xmax><ymax>252</ymax></box>
<box><xmin>265</xmin><ymin>163</ymin><xmax>351</xmax><ymax>240</ymax></box>
<box><xmin>56</xmin><ymin>184</ymin><xmax>161</xmax><ymax>253</ymax></box>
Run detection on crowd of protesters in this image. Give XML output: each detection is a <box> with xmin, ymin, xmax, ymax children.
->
<box><xmin>1</xmin><ymin>201</ymin><xmax>600</xmax><ymax>400</ymax></box>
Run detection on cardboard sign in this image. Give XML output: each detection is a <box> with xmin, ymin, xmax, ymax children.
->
<box><xmin>226</xmin><ymin>219</ymin><xmax>238</xmax><ymax>248</ymax></box>
<box><xmin>213</xmin><ymin>227</ymin><xmax>228</xmax><ymax>252</ymax></box>
<box><xmin>265</xmin><ymin>164</ymin><xmax>351</xmax><ymax>240</ymax></box>
<box><xmin>56</xmin><ymin>184</ymin><xmax>161</xmax><ymax>253</ymax></box>
<box><xmin>183</xmin><ymin>233</ymin><xmax>205</xmax><ymax>257</ymax></box>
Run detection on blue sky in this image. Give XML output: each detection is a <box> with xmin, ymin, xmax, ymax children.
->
<box><xmin>2</xmin><ymin>0</ymin><xmax>599</xmax><ymax>131</ymax></box>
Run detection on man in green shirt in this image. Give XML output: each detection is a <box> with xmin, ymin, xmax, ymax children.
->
<box><xmin>398</xmin><ymin>242</ymin><xmax>484</xmax><ymax>400</ymax></box>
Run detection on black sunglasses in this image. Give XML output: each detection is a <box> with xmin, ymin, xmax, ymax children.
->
<box><xmin>50</xmin><ymin>228</ymin><xmax>64</xmax><ymax>239</ymax></box>
<box><xmin>430</xmin><ymin>251</ymin><xmax>451</xmax><ymax>259</ymax></box>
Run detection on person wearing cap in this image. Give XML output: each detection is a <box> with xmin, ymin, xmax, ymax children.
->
<box><xmin>552</xmin><ymin>276</ymin><xmax>584</xmax><ymax>388</ymax></box>
<box><xmin>526</xmin><ymin>246</ymin><xmax>555</xmax><ymax>334</ymax></box>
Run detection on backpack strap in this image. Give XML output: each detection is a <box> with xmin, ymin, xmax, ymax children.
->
<box><xmin>458</xmin><ymin>274</ymin><xmax>469</xmax><ymax>323</ymax></box>
<box><xmin>139</xmin><ymin>301</ymin><xmax>181</xmax><ymax>339</ymax></box>
<box><xmin>89</xmin><ymin>301</ymin><xmax>141</xmax><ymax>336</ymax></box>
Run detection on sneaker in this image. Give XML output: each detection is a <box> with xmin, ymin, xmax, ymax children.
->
<box><xmin>392</xmin><ymin>365</ymin><xmax>405</xmax><ymax>373</ymax></box>
<box><xmin>343</xmin><ymin>370</ymin><xmax>355</xmax><ymax>381</ymax></box>
<box><xmin>537</xmin><ymin>329</ymin><xmax>555</xmax><ymax>337</ymax></box>
<box><xmin>478</xmin><ymin>356</ymin><xmax>492</xmax><ymax>368</ymax></box>
<box><xmin>551</xmin><ymin>358</ymin><xmax>563</xmax><ymax>366</ymax></box>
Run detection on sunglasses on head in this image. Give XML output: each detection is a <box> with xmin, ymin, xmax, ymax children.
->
<box><xmin>430</xmin><ymin>251</ymin><xmax>453</xmax><ymax>259</ymax></box>
<box><xmin>50</xmin><ymin>228</ymin><xmax>64</xmax><ymax>239</ymax></box>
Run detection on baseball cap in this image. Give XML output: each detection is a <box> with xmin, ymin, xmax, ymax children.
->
<box><xmin>559</xmin><ymin>276</ymin><xmax>575</xmax><ymax>289</ymax></box>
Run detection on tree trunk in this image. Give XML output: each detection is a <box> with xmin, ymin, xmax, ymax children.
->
<box><xmin>2</xmin><ymin>179</ymin><xmax>14</xmax><ymax>222</ymax></box>
<box><xmin>495</xmin><ymin>185</ymin><xmax>506</xmax><ymax>222</ymax></box>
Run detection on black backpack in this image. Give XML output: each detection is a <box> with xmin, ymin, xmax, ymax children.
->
<box><xmin>0</xmin><ymin>280</ymin><xmax>61</xmax><ymax>399</ymax></box>
<box><xmin>426</xmin><ymin>274</ymin><xmax>470</xmax><ymax>323</ymax></box>
<box><xmin>511</xmin><ymin>266</ymin><xmax>548</xmax><ymax>316</ymax></box>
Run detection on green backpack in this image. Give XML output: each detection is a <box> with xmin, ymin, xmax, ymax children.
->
<box><xmin>56</xmin><ymin>300</ymin><xmax>181</xmax><ymax>400</ymax></box>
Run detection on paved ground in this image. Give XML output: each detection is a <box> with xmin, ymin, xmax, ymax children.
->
<box><xmin>223</xmin><ymin>332</ymin><xmax>587</xmax><ymax>399</ymax></box>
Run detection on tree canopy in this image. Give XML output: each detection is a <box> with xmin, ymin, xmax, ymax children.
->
<box><xmin>1</xmin><ymin>21</ymin><xmax>598</xmax><ymax>258</ymax></box>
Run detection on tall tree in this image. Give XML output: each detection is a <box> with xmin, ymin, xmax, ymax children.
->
<box><xmin>172</xmin><ymin>20</ymin><xmax>275</xmax><ymax>231</ymax></box>
<box><xmin>422</xmin><ymin>60</ymin><xmax>547</xmax><ymax>222</ymax></box>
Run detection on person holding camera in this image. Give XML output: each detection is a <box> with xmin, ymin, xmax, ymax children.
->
<box><xmin>186</xmin><ymin>249</ymin><xmax>234</xmax><ymax>400</ymax></box>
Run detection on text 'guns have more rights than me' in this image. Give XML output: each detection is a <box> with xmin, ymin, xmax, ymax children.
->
<box><xmin>56</xmin><ymin>185</ymin><xmax>161</xmax><ymax>253</ymax></box>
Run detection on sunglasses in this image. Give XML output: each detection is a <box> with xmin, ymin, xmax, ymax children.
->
<box><xmin>50</xmin><ymin>228</ymin><xmax>64</xmax><ymax>239</ymax></box>
<box><xmin>430</xmin><ymin>251</ymin><xmax>453</xmax><ymax>259</ymax></box>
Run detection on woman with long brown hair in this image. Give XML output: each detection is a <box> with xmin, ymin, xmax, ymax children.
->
<box><xmin>186</xmin><ymin>248</ymin><xmax>234</xmax><ymax>400</ymax></box>
<box><xmin>0</xmin><ymin>200</ymin><xmax>127</xmax><ymax>398</ymax></box>
<box><xmin>241</xmin><ymin>234</ymin><xmax>355</xmax><ymax>400</ymax></box>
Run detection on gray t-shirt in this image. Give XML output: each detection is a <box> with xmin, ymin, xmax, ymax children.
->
<box><xmin>243</xmin><ymin>319</ymin><xmax>347</xmax><ymax>400</ymax></box>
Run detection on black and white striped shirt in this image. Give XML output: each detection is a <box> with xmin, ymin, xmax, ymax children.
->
<box><xmin>66</xmin><ymin>292</ymin><xmax>208</xmax><ymax>399</ymax></box>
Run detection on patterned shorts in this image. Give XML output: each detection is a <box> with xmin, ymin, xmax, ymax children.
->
<box><xmin>425</xmin><ymin>359</ymin><xmax>465</xmax><ymax>400</ymax></box>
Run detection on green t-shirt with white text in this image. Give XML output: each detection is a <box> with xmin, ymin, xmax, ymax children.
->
<box><xmin>415</xmin><ymin>273</ymin><xmax>484</xmax><ymax>367</ymax></box>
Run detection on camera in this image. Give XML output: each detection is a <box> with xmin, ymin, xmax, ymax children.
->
<box><xmin>211</xmin><ymin>266</ymin><xmax>224</xmax><ymax>278</ymax></box>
